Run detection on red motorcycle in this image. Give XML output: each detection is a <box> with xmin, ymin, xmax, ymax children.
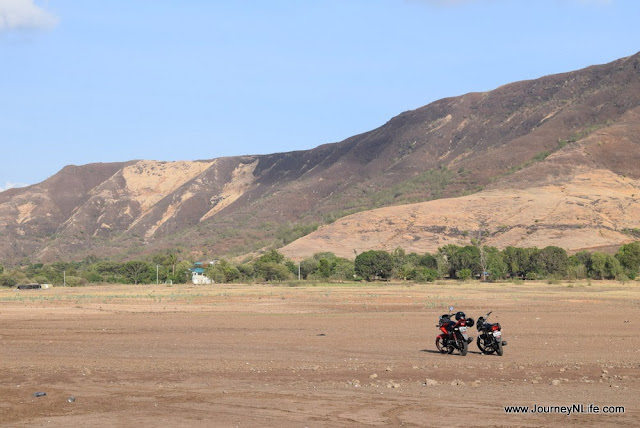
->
<box><xmin>435</xmin><ymin>306</ymin><xmax>474</xmax><ymax>356</ymax></box>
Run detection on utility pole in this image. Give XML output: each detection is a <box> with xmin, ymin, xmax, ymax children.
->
<box><xmin>156</xmin><ymin>265</ymin><xmax>159</xmax><ymax>285</ymax></box>
<box><xmin>298</xmin><ymin>262</ymin><xmax>301</xmax><ymax>281</ymax></box>
<box><xmin>63</xmin><ymin>270</ymin><xmax>66</xmax><ymax>287</ymax></box>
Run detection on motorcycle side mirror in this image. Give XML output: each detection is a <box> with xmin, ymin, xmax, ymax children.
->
<box><xmin>448</xmin><ymin>306</ymin><xmax>454</xmax><ymax>311</ymax></box>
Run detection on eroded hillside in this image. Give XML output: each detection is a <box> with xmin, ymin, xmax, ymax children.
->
<box><xmin>282</xmin><ymin>108</ymin><xmax>640</xmax><ymax>259</ymax></box>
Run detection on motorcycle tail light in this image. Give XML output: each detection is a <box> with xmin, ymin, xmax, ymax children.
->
<box><xmin>491</xmin><ymin>325</ymin><xmax>500</xmax><ymax>331</ymax></box>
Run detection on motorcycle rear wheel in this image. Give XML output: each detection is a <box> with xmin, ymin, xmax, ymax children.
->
<box><xmin>477</xmin><ymin>336</ymin><xmax>491</xmax><ymax>354</ymax></box>
<box><xmin>436</xmin><ymin>337</ymin><xmax>454</xmax><ymax>354</ymax></box>
<box><xmin>496</xmin><ymin>341</ymin><xmax>504</xmax><ymax>356</ymax></box>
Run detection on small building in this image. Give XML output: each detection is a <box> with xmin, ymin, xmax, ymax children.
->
<box><xmin>17</xmin><ymin>283</ymin><xmax>42</xmax><ymax>290</ymax></box>
<box><xmin>190</xmin><ymin>262</ymin><xmax>212</xmax><ymax>285</ymax></box>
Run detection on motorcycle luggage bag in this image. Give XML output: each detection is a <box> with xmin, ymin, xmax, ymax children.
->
<box><xmin>438</xmin><ymin>314</ymin><xmax>451</xmax><ymax>325</ymax></box>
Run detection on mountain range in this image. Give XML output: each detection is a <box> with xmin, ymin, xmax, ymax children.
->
<box><xmin>1</xmin><ymin>52</ymin><xmax>640</xmax><ymax>263</ymax></box>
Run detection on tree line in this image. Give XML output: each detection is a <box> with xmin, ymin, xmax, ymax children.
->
<box><xmin>1</xmin><ymin>242</ymin><xmax>639</xmax><ymax>287</ymax></box>
<box><xmin>353</xmin><ymin>242</ymin><xmax>640</xmax><ymax>282</ymax></box>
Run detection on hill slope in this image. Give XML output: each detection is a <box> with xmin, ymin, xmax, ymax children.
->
<box><xmin>283</xmin><ymin>104</ymin><xmax>640</xmax><ymax>259</ymax></box>
<box><xmin>1</xmin><ymin>52</ymin><xmax>640</xmax><ymax>262</ymax></box>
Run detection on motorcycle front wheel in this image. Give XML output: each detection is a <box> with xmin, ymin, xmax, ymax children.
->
<box><xmin>458</xmin><ymin>339</ymin><xmax>468</xmax><ymax>356</ymax></box>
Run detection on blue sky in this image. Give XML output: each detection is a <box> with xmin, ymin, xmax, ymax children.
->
<box><xmin>1</xmin><ymin>0</ymin><xmax>638</xmax><ymax>190</ymax></box>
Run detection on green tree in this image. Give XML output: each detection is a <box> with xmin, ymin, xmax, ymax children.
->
<box><xmin>236</xmin><ymin>264</ymin><xmax>254</xmax><ymax>281</ymax></box>
<box><xmin>391</xmin><ymin>247</ymin><xmax>406</xmax><ymax>270</ymax></box>
<box><xmin>152</xmin><ymin>252</ymin><xmax>180</xmax><ymax>276</ymax></box>
<box><xmin>205</xmin><ymin>260</ymin><xmax>240</xmax><ymax>283</ymax></box>
<box><xmin>590</xmin><ymin>252</ymin><xmax>623</xmax><ymax>280</ymax></box>
<box><xmin>299</xmin><ymin>258</ymin><xmax>319</xmax><ymax>279</ymax></box>
<box><xmin>313</xmin><ymin>252</ymin><xmax>337</xmax><ymax>261</ymax></box>
<box><xmin>354</xmin><ymin>250</ymin><xmax>393</xmax><ymax>281</ymax></box>
<box><xmin>568</xmin><ymin>251</ymin><xmax>591</xmax><ymax>280</ymax></box>
<box><xmin>535</xmin><ymin>246</ymin><xmax>569</xmax><ymax>277</ymax></box>
<box><xmin>123</xmin><ymin>261</ymin><xmax>153</xmax><ymax>285</ymax></box>
<box><xmin>257</xmin><ymin>249</ymin><xmax>285</xmax><ymax>265</ymax></box>
<box><xmin>502</xmin><ymin>246</ymin><xmax>539</xmax><ymax>278</ymax></box>
<box><xmin>572</xmin><ymin>250</ymin><xmax>592</xmax><ymax>266</ymax></box>
<box><xmin>418</xmin><ymin>253</ymin><xmax>438</xmax><ymax>270</ymax></box>
<box><xmin>95</xmin><ymin>261</ymin><xmax>124</xmax><ymax>281</ymax></box>
<box><xmin>172</xmin><ymin>261</ymin><xmax>193</xmax><ymax>284</ymax></box>
<box><xmin>152</xmin><ymin>253</ymin><xmax>169</xmax><ymax>267</ymax></box>
<box><xmin>254</xmin><ymin>249</ymin><xmax>290</xmax><ymax>281</ymax></box>
<box><xmin>484</xmin><ymin>247</ymin><xmax>507</xmax><ymax>280</ymax></box>
<box><xmin>317</xmin><ymin>258</ymin><xmax>332</xmax><ymax>278</ymax></box>
<box><xmin>0</xmin><ymin>269</ymin><xmax>29</xmax><ymax>287</ymax></box>
<box><xmin>83</xmin><ymin>271</ymin><xmax>104</xmax><ymax>283</ymax></box>
<box><xmin>52</xmin><ymin>261</ymin><xmax>77</xmax><ymax>277</ymax></box>
<box><xmin>396</xmin><ymin>263</ymin><xmax>415</xmax><ymax>281</ymax></box>
<box><xmin>257</xmin><ymin>263</ymin><xmax>291</xmax><ymax>281</ymax></box>
<box><xmin>331</xmin><ymin>258</ymin><xmax>355</xmax><ymax>281</ymax></box>
<box><xmin>438</xmin><ymin>245</ymin><xmax>481</xmax><ymax>279</ymax></box>
<box><xmin>311</xmin><ymin>253</ymin><xmax>338</xmax><ymax>279</ymax></box>
<box><xmin>435</xmin><ymin>252</ymin><xmax>449</xmax><ymax>278</ymax></box>
<box><xmin>166</xmin><ymin>253</ymin><xmax>178</xmax><ymax>276</ymax></box>
<box><xmin>615</xmin><ymin>242</ymin><xmax>640</xmax><ymax>278</ymax></box>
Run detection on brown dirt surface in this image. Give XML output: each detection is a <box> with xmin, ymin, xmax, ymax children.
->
<box><xmin>1</xmin><ymin>282</ymin><xmax>639</xmax><ymax>427</ymax></box>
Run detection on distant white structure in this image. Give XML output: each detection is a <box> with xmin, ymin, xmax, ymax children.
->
<box><xmin>191</xmin><ymin>270</ymin><xmax>212</xmax><ymax>285</ymax></box>
<box><xmin>190</xmin><ymin>262</ymin><xmax>213</xmax><ymax>285</ymax></box>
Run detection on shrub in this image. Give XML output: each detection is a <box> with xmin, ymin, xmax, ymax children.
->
<box><xmin>64</xmin><ymin>275</ymin><xmax>88</xmax><ymax>287</ymax></box>
<box><xmin>0</xmin><ymin>270</ymin><xmax>29</xmax><ymax>287</ymax></box>
<box><xmin>205</xmin><ymin>260</ymin><xmax>240</xmax><ymax>283</ymax></box>
<box><xmin>83</xmin><ymin>272</ymin><xmax>104</xmax><ymax>283</ymax></box>
<box><xmin>414</xmin><ymin>267</ymin><xmax>439</xmax><ymax>283</ymax></box>
<box><xmin>236</xmin><ymin>264</ymin><xmax>254</xmax><ymax>280</ymax></box>
<box><xmin>32</xmin><ymin>275</ymin><xmax>49</xmax><ymax>284</ymax></box>
<box><xmin>567</xmin><ymin>264</ymin><xmax>587</xmax><ymax>280</ymax></box>
<box><xmin>457</xmin><ymin>269</ymin><xmax>472</xmax><ymax>281</ymax></box>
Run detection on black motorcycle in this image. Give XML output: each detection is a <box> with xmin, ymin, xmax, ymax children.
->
<box><xmin>476</xmin><ymin>311</ymin><xmax>507</xmax><ymax>356</ymax></box>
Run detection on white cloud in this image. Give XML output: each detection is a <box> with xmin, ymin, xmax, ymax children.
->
<box><xmin>0</xmin><ymin>181</ymin><xmax>27</xmax><ymax>192</ymax></box>
<box><xmin>0</xmin><ymin>0</ymin><xmax>58</xmax><ymax>32</ymax></box>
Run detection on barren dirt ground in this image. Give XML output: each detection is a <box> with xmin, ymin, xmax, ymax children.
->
<box><xmin>1</xmin><ymin>281</ymin><xmax>639</xmax><ymax>427</ymax></box>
